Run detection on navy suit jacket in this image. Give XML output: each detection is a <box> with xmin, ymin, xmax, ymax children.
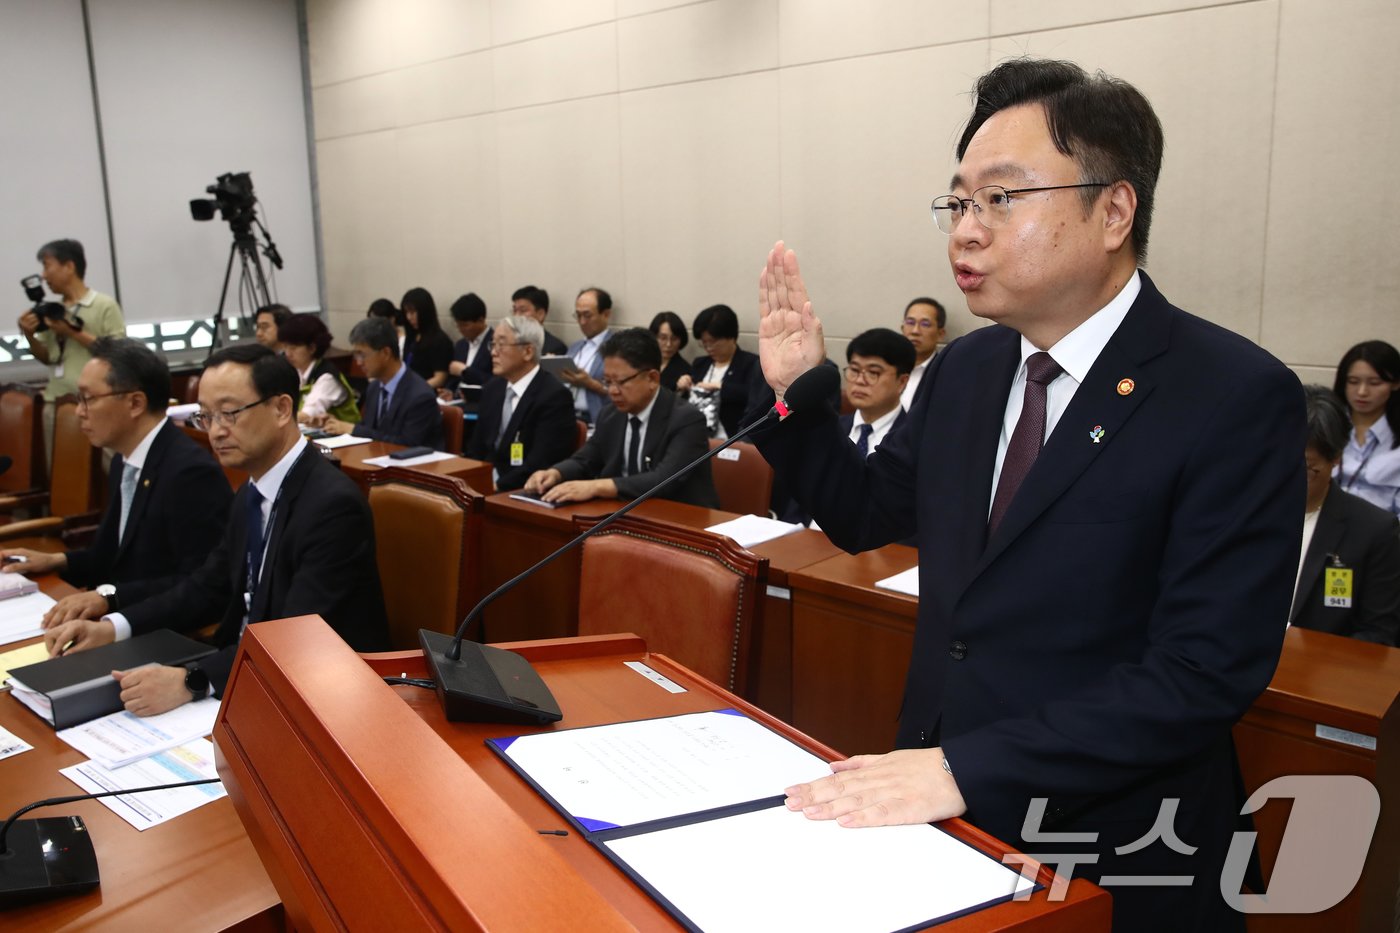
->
<box><xmin>756</xmin><ymin>272</ymin><xmax>1304</xmax><ymax>922</ymax></box>
<box><xmin>541</xmin><ymin>330</ymin><xmax>569</xmax><ymax>357</ymax></box>
<box><xmin>466</xmin><ymin>369</ymin><xmax>577</xmax><ymax>491</ymax></box>
<box><xmin>63</xmin><ymin>419</ymin><xmax>231</xmax><ymax>608</ymax></box>
<box><xmin>452</xmin><ymin>327</ymin><xmax>494</xmax><ymax>389</ymax></box>
<box><xmin>353</xmin><ymin>365</ymin><xmax>444</xmax><ymax>449</ymax></box>
<box><xmin>123</xmin><ymin>443</ymin><xmax>389</xmax><ymax>693</ymax></box>
<box><xmin>554</xmin><ymin>387</ymin><xmax>719</xmax><ymax>508</ymax></box>
<box><xmin>1290</xmin><ymin>482</ymin><xmax>1400</xmax><ymax>645</ymax></box>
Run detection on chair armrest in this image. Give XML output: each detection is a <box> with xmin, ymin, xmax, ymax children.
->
<box><xmin>0</xmin><ymin>491</ymin><xmax>47</xmax><ymax>514</ymax></box>
<box><xmin>0</xmin><ymin>516</ymin><xmax>65</xmax><ymax>541</ymax></box>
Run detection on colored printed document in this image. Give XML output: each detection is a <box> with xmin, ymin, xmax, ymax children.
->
<box><xmin>0</xmin><ymin>724</ymin><xmax>33</xmax><ymax>760</ymax></box>
<box><xmin>57</xmin><ymin>697</ymin><xmax>220</xmax><ymax>769</ymax></box>
<box><xmin>0</xmin><ymin>642</ymin><xmax>51</xmax><ymax>688</ymax></box>
<box><xmin>61</xmin><ymin>738</ymin><xmax>226</xmax><ymax>831</ymax></box>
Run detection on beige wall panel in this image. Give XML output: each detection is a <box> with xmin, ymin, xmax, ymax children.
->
<box><xmin>490</xmin><ymin>0</ymin><xmax>616</xmax><ymax>46</ymax></box>
<box><xmin>618</xmin><ymin>72</ymin><xmax>782</xmax><ymax>331</ymax></box>
<box><xmin>397</xmin><ymin>52</ymin><xmax>495</xmax><ymax>127</ymax></box>
<box><xmin>307</xmin><ymin>0</ymin><xmax>404</xmax><ymax>86</ymax></box>
<box><xmin>777</xmin><ymin>42</ymin><xmax>990</xmax><ymax>344</ymax></box>
<box><xmin>495</xmin><ymin>96</ymin><xmax>626</xmax><ymax>334</ymax></box>
<box><xmin>312</xmin><ymin>71</ymin><xmax>405</xmax><ymax>140</ymax></box>
<box><xmin>1260</xmin><ymin>0</ymin><xmax>1400</xmax><ymax>369</ymax></box>
<box><xmin>990</xmin><ymin>2</ymin><xmax>1278</xmax><ymax>342</ymax></box>
<box><xmin>491</xmin><ymin>23</ymin><xmax>618</xmax><ymax>110</ymax></box>
<box><xmin>317</xmin><ymin>131</ymin><xmax>406</xmax><ymax>321</ymax></box>
<box><xmin>990</xmin><ymin>0</ymin><xmax>1227</xmax><ymax>36</ymax></box>
<box><xmin>397</xmin><ymin>116</ymin><xmax>505</xmax><ymax>313</ymax></box>
<box><xmin>618</xmin><ymin>0</ymin><xmax>777</xmax><ymax>91</ymax></box>
<box><xmin>778</xmin><ymin>0</ymin><xmax>989</xmax><ymax>67</ymax></box>
<box><xmin>618</xmin><ymin>0</ymin><xmax>699</xmax><ymax>17</ymax></box>
<box><xmin>393</xmin><ymin>0</ymin><xmax>492</xmax><ymax>67</ymax></box>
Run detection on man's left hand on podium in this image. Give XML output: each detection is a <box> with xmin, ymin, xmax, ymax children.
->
<box><xmin>783</xmin><ymin>747</ymin><xmax>967</xmax><ymax>828</ymax></box>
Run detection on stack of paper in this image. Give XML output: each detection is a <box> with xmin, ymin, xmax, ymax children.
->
<box><xmin>0</xmin><ymin>590</ymin><xmax>56</xmax><ymax>648</ymax></box>
<box><xmin>705</xmin><ymin>514</ymin><xmax>803</xmax><ymax>549</ymax></box>
<box><xmin>874</xmin><ymin>565</ymin><xmax>919</xmax><ymax>597</ymax></box>
<box><xmin>0</xmin><ymin>573</ymin><xmax>38</xmax><ymax>601</ymax></box>
<box><xmin>57</xmin><ymin>697</ymin><xmax>220</xmax><ymax>769</ymax></box>
<box><xmin>61</xmin><ymin>738</ymin><xmax>227</xmax><ymax>831</ymax></box>
<box><xmin>362</xmin><ymin>451</ymin><xmax>457</xmax><ymax>467</ymax></box>
<box><xmin>313</xmin><ymin>434</ymin><xmax>373</xmax><ymax>449</ymax></box>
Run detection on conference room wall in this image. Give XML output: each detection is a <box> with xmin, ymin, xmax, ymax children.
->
<box><xmin>306</xmin><ymin>0</ymin><xmax>1399</xmax><ymax>385</ymax></box>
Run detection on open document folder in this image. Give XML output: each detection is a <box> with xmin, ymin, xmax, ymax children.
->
<box><xmin>489</xmin><ymin>709</ymin><xmax>1034</xmax><ymax>932</ymax></box>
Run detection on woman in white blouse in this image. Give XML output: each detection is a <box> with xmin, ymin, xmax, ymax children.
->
<box><xmin>1332</xmin><ymin>340</ymin><xmax>1400</xmax><ymax>516</ymax></box>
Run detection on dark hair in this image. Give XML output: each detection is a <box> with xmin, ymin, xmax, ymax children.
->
<box><xmin>450</xmin><ymin>293</ymin><xmax>487</xmax><ymax>323</ymax></box>
<box><xmin>400</xmin><ymin>287</ymin><xmax>441</xmax><ymax>337</ymax></box>
<box><xmin>90</xmin><ymin>337</ymin><xmax>170</xmax><ymax>414</ymax></box>
<box><xmin>903</xmin><ymin>296</ymin><xmax>946</xmax><ymax>329</ymax></box>
<box><xmin>1304</xmin><ymin>385</ymin><xmax>1350</xmax><ymax>463</ymax></box>
<box><xmin>36</xmin><ymin>239</ymin><xmax>87</xmax><ymax>279</ymax></box>
<box><xmin>1333</xmin><ymin>340</ymin><xmax>1400</xmax><ymax>448</ymax></box>
<box><xmin>648</xmin><ymin>311</ymin><xmax>689</xmax><ymax>351</ymax></box>
<box><xmin>204</xmin><ymin>343</ymin><xmax>299</xmax><ymax>403</ymax></box>
<box><xmin>512</xmin><ymin>285</ymin><xmax>549</xmax><ymax>312</ymax></box>
<box><xmin>255</xmin><ymin>303</ymin><xmax>293</xmax><ymax>329</ymax></box>
<box><xmin>847</xmin><ymin>328</ymin><xmax>917</xmax><ymax>376</ymax></box>
<box><xmin>956</xmin><ymin>58</ymin><xmax>1164</xmax><ymax>262</ymax></box>
<box><xmin>367</xmin><ymin>298</ymin><xmax>405</xmax><ymax>327</ymax></box>
<box><xmin>601</xmin><ymin>327</ymin><xmax>662</xmax><ymax>372</ymax></box>
<box><xmin>349</xmin><ymin>316</ymin><xmax>401</xmax><ymax>358</ymax></box>
<box><xmin>276</xmin><ymin>313</ymin><xmax>332</xmax><ymax>357</ymax></box>
<box><xmin>692</xmin><ymin>304</ymin><xmax>739</xmax><ymax>342</ymax></box>
<box><xmin>578</xmin><ymin>287</ymin><xmax>612</xmax><ymax>313</ymax></box>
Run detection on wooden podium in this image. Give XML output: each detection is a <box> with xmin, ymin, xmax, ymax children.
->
<box><xmin>213</xmin><ymin>617</ymin><xmax>1109</xmax><ymax>931</ymax></box>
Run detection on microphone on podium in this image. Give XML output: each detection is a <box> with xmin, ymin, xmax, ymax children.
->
<box><xmin>418</xmin><ymin>363</ymin><xmax>841</xmax><ymax>725</ymax></box>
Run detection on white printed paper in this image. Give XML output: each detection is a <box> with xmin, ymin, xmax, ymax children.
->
<box><xmin>874</xmin><ymin>565</ymin><xmax>919</xmax><ymax>597</ymax></box>
<box><xmin>313</xmin><ymin>434</ymin><xmax>373</xmax><ymax>449</ymax></box>
<box><xmin>362</xmin><ymin>451</ymin><xmax>457</xmax><ymax>467</ymax></box>
<box><xmin>705</xmin><ymin>514</ymin><xmax>804</xmax><ymax>548</ymax></box>
<box><xmin>58</xmin><ymin>697</ymin><xmax>220</xmax><ymax>769</ymax></box>
<box><xmin>61</xmin><ymin>738</ymin><xmax>227</xmax><ymax>831</ymax></box>
<box><xmin>0</xmin><ymin>724</ymin><xmax>33</xmax><ymax>760</ymax></box>
<box><xmin>0</xmin><ymin>590</ymin><xmax>57</xmax><ymax>648</ymax></box>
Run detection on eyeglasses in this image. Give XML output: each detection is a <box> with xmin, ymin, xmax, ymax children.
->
<box><xmin>844</xmin><ymin>365</ymin><xmax>891</xmax><ymax>385</ymax></box>
<box><xmin>77</xmin><ymin>389</ymin><xmax>134</xmax><ymax>409</ymax></box>
<box><xmin>490</xmin><ymin>339</ymin><xmax>529</xmax><ymax>352</ymax></box>
<box><xmin>188</xmin><ymin>397</ymin><xmax>273</xmax><ymax>432</ymax></box>
<box><xmin>903</xmin><ymin>318</ymin><xmax>938</xmax><ymax>330</ymax></box>
<box><xmin>602</xmin><ymin>370</ymin><xmax>651</xmax><ymax>391</ymax></box>
<box><xmin>930</xmin><ymin>183</ymin><xmax>1108</xmax><ymax>233</ymax></box>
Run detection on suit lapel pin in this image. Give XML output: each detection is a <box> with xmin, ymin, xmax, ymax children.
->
<box><xmin>1090</xmin><ymin>425</ymin><xmax>1105</xmax><ymax>444</ymax></box>
<box><xmin>1116</xmin><ymin>378</ymin><xmax>1135</xmax><ymax>396</ymax></box>
<box><xmin>142</xmin><ymin>478</ymin><xmax>151</xmax><ymax>487</ymax></box>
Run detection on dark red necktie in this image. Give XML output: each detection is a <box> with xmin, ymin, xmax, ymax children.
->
<box><xmin>988</xmin><ymin>351</ymin><xmax>1062</xmax><ymax>535</ymax></box>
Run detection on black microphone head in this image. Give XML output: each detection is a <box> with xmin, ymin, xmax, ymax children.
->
<box><xmin>784</xmin><ymin>364</ymin><xmax>840</xmax><ymax>415</ymax></box>
<box><xmin>0</xmin><ymin>456</ymin><xmax>10</xmax><ymax>476</ymax></box>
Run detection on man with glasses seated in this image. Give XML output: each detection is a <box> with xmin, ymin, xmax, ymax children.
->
<box><xmin>43</xmin><ymin>344</ymin><xmax>389</xmax><ymax>716</ymax></box>
<box><xmin>464</xmin><ymin>316</ymin><xmax>576</xmax><ymax>491</ymax></box>
<box><xmin>841</xmin><ymin>328</ymin><xmax>914</xmax><ymax>458</ymax></box>
<box><xmin>1</xmin><ymin>338</ymin><xmax>230</xmax><ymax>626</ymax></box>
<box><xmin>899</xmin><ymin>297</ymin><xmax>946</xmax><ymax>411</ymax></box>
<box><xmin>523</xmin><ymin>327</ymin><xmax>718</xmax><ymax>508</ymax></box>
<box><xmin>560</xmin><ymin>286</ymin><xmax>613</xmax><ymax>423</ymax></box>
<box><xmin>323</xmin><ymin>315</ymin><xmax>443</xmax><ymax>450</ymax></box>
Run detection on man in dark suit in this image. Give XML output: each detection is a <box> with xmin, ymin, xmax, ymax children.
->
<box><xmin>447</xmin><ymin>292</ymin><xmax>494</xmax><ymax>391</ymax></box>
<box><xmin>840</xmin><ymin>327</ymin><xmax>913</xmax><ymax>457</ymax></box>
<box><xmin>44</xmin><ymin>344</ymin><xmax>389</xmax><ymax>715</ymax></box>
<box><xmin>1291</xmin><ymin>386</ymin><xmax>1400</xmax><ymax>645</ymax></box>
<box><xmin>760</xmin><ymin>60</ymin><xmax>1303</xmax><ymax>930</ymax></box>
<box><xmin>324</xmin><ymin>315</ymin><xmax>444</xmax><ymax>450</ymax></box>
<box><xmin>2</xmin><ymin>338</ymin><xmax>231</xmax><ymax>623</ymax></box>
<box><xmin>465</xmin><ymin>315</ymin><xmax>576</xmax><ymax>491</ymax></box>
<box><xmin>524</xmin><ymin>327</ymin><xmax>718</xmax><ymax>508</ymax></box>
<box><xmin>511</xmin><ymin>285</ymin><xmax>568</xmax><ymax>356</ymax></box>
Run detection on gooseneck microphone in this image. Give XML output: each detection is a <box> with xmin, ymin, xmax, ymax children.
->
<box><xmin>418</xmin><ymin>364</ymin><xmax>841</xmax><ymax>725</ymax></box>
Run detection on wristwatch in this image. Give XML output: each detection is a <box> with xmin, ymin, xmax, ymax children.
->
<box><xmin>95</xmin><ymin>583</ymin><xmax>118</xmax><ymax>611</ymax></box>
<box><xmin>184</xmin><ymin>665</ymin><xmax>210</xmax><ymax>700</ymax></box>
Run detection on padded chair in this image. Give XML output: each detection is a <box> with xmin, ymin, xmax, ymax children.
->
<box><xmin>573</xmin><ymin>514</ymin><xmax>767</xmax><ymax>693</ymax></box>
<box><xmin>707</xmin><ymin>440</ymin><xmax>774</xmax><ymax>517</ymax></box>
<box><xmin>368</xmin><ymin>468</ymin><xmax>483</xmax><ymax>649</ymax></box>
<box><xmin>573</xmin><ymin>419</ymin><xmax>588</xmax><ymax>452</ymax></box>
<box><xmin>440</xmin><ymin>403</ymin><xmax>464</xmax><ymax>455</ymax></box>
<box><xmin>181</xmin><ymin>373</ymin><xmax>201</xmax><ymax>404</ymax></box>
<box><xmin>0</xmin><ymin>384</ymin><xmax>45</xmax><ymax>498</ymax></box>
<box><xmin>0</xmin><ymin>399</ymin><xmax>103</xmax><ymax>541</ymax></box>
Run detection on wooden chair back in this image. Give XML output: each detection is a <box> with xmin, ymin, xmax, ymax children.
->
<box><xmin>707</xmin><ymin>439</ymin><xmax>774</xmax><ymax>517</ymax></box>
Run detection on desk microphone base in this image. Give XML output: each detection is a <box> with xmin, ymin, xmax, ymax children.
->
<box><xmin>0</xmin><ymin>816</ymin><xmax>100</xmax><ymax>906</ymax></box>
<box><xmin>420</xmin><ymin>630</ymin><xmax>563</xmax><ymax>726</ymax></box>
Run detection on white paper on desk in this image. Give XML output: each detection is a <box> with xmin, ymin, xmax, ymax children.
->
<box><xmin>705</xmin><ymin>514</ymin><xmax>803</xmax><ymax>548</ymax></box>
<box><xmin>494</xmin><ymin>710</ymin><xmax>830</xmax><ymax>830</ymax></box>
<box><xmin>362</xmin><ymin>451</ymin><xmax>457</xmax><ymax>467</ymax></box>
<box><xmin>0</xmin><ymin>724</ymin><xmax>33</xmax><ymax>760</ymax></box>
<box><xmin>874</xmin><ymin>565</ymin><xmax>919</xmax><ymax>597</ymax></box>
<box><xmin>313</xmin><ymin>433</ymin><xmax>373</xmax><ymax>449</ymax></box>
<box><xmin>0</xmin><ymin>590</ymin><xmax>57</xmax><ymax>648</ymax></box>
<box><xmin>57</xmin><ymin>697</ymin><xmax>220</xmax><ymax>769</ymax></box>
<box><xmin>604</xmin><ymin>805</ymin><xmax>1033</xmax><ymax>933</ymax></box>
<box><xmin>166</xmin><ymin>402</ymin><xmax>198</xmax><ymax>423</ymax></box>
<box><xmin>61</xmin><ymin>738</ymin><xmax>226</xmax><ymax>831</ymax></box>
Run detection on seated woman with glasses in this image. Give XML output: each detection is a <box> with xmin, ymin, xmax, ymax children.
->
<box><xmin>675</xmin><ymin>304</ymin><xmax>759</xmax><ymax>439</ymax></box>
<box><xmin>1332</xmin><ymin>340</ymin><xmax>1400</xmax><ymax>516</ymax></box>
<box><xmin>276</xmin><ymin>313</ymin><xmax>360</xmax><ymax>427</ymax></box>
<box><xmin>648</xmin><ymin>311</ymin><xmax>691</xmax><ymax>392</ymax></box>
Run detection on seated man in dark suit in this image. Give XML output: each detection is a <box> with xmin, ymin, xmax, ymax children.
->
<box><xmin>465</xmin><ymin>315</ymin><xmax>576</xmax><ymax>490</ymax></box>
<box><xmin>511</xmin><ymin>284</ymin><xmax>568</xmax><ymax>356</ymax></box>
<box><xmin>523</xmin><ymin>327</ymin><xmax>718</xmax><ymax>508</ymax></box>
<box><xmin>44</xmin><ymin>344</ymin><xmax>390</xmax><ymax>715</ymax></box>
<box><xmin>446</xmin><ymin>292</ymin><xmax>494</xmax><ymax>392</ymax></box>
<box><xmin>323</xmin><ymin>315</ymin><xmax>444</xmax><ymax>450</ymax></box>
<box><xmin>841</xmin><ymin>327</ymin><xmax>914</xmax><ymax>458</ymax></box>
<box><xmin>1291</xmin><ymin>385</ymin><xmax>1400</xmax><ymax>645</ymax></box>
<box><xmin>1</xmin><ymin>337</ymin><xmax>231</xmax><ymax>624</ymax></box>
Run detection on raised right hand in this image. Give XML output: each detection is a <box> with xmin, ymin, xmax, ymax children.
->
<box><xmin>758</xmin><ymin>240</ymin><xmax>826</xmax><ymax>399</ymax></box>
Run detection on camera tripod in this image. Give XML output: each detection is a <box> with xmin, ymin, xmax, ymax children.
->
<box><xmin>208</xmin><ymin>218</ymin><xmax>280</xmax><ymax>354</ymax></box>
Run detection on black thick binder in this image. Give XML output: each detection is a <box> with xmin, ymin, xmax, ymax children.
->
<box><xmin>7</xmin><ymin>631</ymin><xmax>215</xmax><ymax>729</ymax></box>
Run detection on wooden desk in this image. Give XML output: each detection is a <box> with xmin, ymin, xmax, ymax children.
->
<box><xmin>0</xmin><ymin>572</ymin><xmax>281</xmax><ymax>931</ymax></box>
<box><xmin>480</xmin><ymin>493</ymin><xmax>843</xmax><ymax>720</ymax></box>
<box><xmin>216</xmin><ymin>618</ymin><xmax>1110</xmax><ymax>930</ymax></box>
<box><xmin>331</xmin><ymin>441</ymin><xmax>493</xmax><ymax>496</ymax></box>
